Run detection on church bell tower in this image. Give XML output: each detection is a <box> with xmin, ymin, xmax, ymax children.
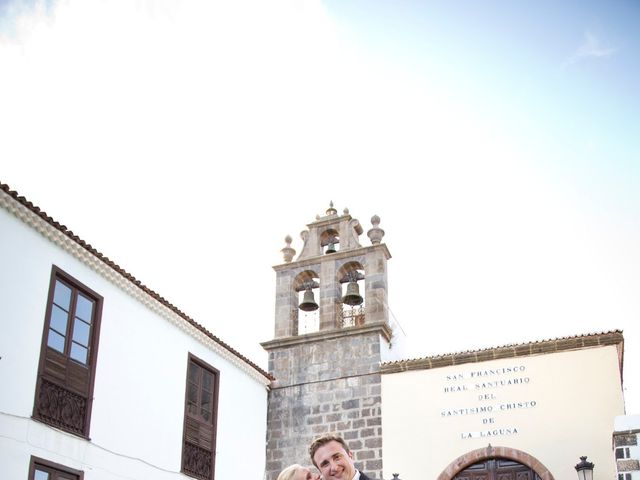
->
<box><xmin>262</xmin><ymin>203</ymin><xmax>393</xmax><ymax>480</ymax></box>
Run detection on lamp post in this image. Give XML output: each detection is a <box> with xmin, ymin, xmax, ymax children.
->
<box><xmin>575</xmin><ymin>456</ymin><xmax>595</xmax><ymax>480</ymax></box>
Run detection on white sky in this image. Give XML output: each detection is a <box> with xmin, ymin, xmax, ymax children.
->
<box><xmin>1</xmin><ymin>0</ymin><xmax>639</xmax><ymax>412</ymax></box>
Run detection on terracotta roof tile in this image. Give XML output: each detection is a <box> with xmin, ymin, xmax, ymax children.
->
<box><xmin>381</xmin><ymin>329</ymin><xmax>624</xmax><ymax>373</ymax></box>
<box><xmin>1</xmin><ymin>182</ymin><xmax>274</xmax><ymax>381</ymax></box>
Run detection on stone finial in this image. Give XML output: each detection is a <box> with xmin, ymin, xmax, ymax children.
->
<box><xmin>281</xmin><ymin>235</ymin><xmax>296</xmax><ymax>263</ymax></box>
<box><xmin>367</xmin><ymin>214</ymin><xmax>385</xmax><ymax>245</ymax></box>
<box><xmin>343</xmin><ymin>207</ymin><xmax>349</xmax><ymax>215</ymax></box>
<box><xmin>326</xmin><ymin>201</ymin><xmax>337</xmax><ymax>216</ymax></box>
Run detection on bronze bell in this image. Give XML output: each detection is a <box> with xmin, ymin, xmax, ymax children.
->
<box><xmin>299</xmin><ymin>289</ymin><xmax>319</xmax><ymax>311</ymax></box>
<box><xmin>325</xmin><ymin>241</ymin><xmax>337</xmax><ymax>254</ymax></box>
<box><xmin>342</xmin><ymin>281</ymin><xmax>363</xmax><ymax>306</ymax></box>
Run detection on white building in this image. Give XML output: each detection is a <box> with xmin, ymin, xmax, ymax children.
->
<box><xmin>381</xmin><ymin>332</ymin><xmax>625</xmax><ymax>480</ymax></box>
<box><xmin>614</xmin><ymin>415</ymin><xmax>640</xmax><ymax>480</ymax></box>
<box><xmin>0</xmin><ymin>183</ymin><xmax>271</xmax><ymax>480</ymax></box>
<box><xmin>2</xmin><ymin>185</ymin><xmax>635</xmax><ymax>480</ymax></box>
<box><xmin>262</xmin><ymin>205</ymin><xmax>631</xmax><ymax>480</ymax></box>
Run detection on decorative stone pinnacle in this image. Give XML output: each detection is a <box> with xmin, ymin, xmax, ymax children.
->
<box><xmin>281</xmin><ymin>235</ymin><xmax>296</xmax><ymax>263</ymax></box>
<box><xmin>343</xmin><ymin>207</ymin><xmax>349</xmax><ymax>215</ymax></box>
<box><xmin>326</xmin><ymin>201</ymin><xmax>337</xmax><ymax>216</ymax></box>
<box><xmin>367</xmin><ymin>214</ymin><xmax>385</xmax><ymax>245</ymax></box>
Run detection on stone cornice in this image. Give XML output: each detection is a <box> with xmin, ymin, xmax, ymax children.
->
<box><xmin>613</xmin><ymin>428</ymin><xmax>640</xmax><ymax>435</ymax></box>
<box><xmin>0</xmin><ymin>184</ymin><xmax>273</xmax><ymax>386</ymax></box>
<box><xmin>272</xmin><ymin>243</ymin><xmax>391</xmax><ymax>272</ymax></box>
<box><xmin>260</xmin><ymin>321</ymin><xmax>393</xmax><ymax>350</ymax></box>
<box><xmin>381</xmin><ymin>330</ymin><xmax>624</xmax><ymax>375</ymax></box>
<box><xmin>306</xmin><ymin>213</ymin><xmax>352</xmax><ymax>229</ymax></box>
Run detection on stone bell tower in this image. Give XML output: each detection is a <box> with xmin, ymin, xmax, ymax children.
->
<box><xmin>261</xmin><ymin>203</ymin><xmax>394</xmax><ymax>480</ymax></box>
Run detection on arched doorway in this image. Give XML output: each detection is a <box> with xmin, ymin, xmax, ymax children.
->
<box><xmin>437</xmin><ymin>446</ymin><xmax>555</xmax><ymax>480</ymax></box>
<box><xmin>454</xmin><ymin>458</ymin><xmax>541</xmax><ymax>480</ymax></box>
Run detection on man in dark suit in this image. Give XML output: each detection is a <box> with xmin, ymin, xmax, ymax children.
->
<box><xmin>309</xmin><ymin>434</ymin><xmax>372</xmax><ymax>480</ymax></box>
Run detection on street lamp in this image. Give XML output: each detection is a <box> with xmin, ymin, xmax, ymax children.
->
<box><xmin>575</xmin><ymin>456</ymin><xmax>595</xmax><ymax>480</ymax></box>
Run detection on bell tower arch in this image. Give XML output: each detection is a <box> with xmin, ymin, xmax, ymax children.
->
<box><xmin>262</xmin><ymin>203</ymin><xmax>395</xmax><ymax>480</ymax></box>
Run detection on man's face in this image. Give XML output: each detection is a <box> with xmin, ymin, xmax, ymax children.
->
<box><xmin>313</xmin><ymin>440</ymin><xmax>356</xmax><ymax>480</ymax></box>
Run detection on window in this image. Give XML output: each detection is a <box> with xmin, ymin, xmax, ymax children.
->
<box><xmin>33</xmin><ymin>266</ymin><xmax>103</xmax><ymax>438</ymax></box>
<box><xmin>182</xmin><ymin>354</ymin><xmax>219</xmax><ymax>480</ymax></box>
<box><xmin>29</xmin><ymin>456</ymin><xmax>83</xmax><ymax>480</ymax></box>
<box><xmin>618</xmin><ymin>474</ymin><xmax>632</xmax><ymax>480</ymax></box>
<box><xmin>617</xmin><ymin>447</ymin><xmax>632</xmax><ymax>460</ymax></box>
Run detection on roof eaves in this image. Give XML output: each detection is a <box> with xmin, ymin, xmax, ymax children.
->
<box><xmin>381</xmin><ymin>329</ymin><xmax>624</xmax><ymax>373</ymax></box>
<box><xmin>0</xmin><ymin>182</ymin><xmax>274</xmax><ymax>382</ymax></box>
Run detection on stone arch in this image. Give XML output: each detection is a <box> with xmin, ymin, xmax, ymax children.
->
<box><xmin>293</xmin><ymin>270</ymin><xmax>319</xmax><ymax>292</ymax></box>
<box><xmin>337</xmin><ymin>260</ymin><xmax>365</xmax><ymax>282</ymax></box>
<box><xmin>319</xmin><ymin>228</ymin><xmax>339</xmax><ymax>253</ymax></box>
<box><xmin>437</xmin><ymin>445</ymin><xmax>555</xmax><ymax>480</ymax></box>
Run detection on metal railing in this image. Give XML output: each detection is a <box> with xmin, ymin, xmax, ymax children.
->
<box><xmin>338</xmin><ymin>304</ymin><xmax>365</xmax><ymax>328</ymax></box>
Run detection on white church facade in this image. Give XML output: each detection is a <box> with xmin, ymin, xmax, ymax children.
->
<box><xmin>263</xmin><ymin>204</ymin><xmax>628</xmax><ymax>480</ymax></box>
<box><xmin>381</xmin><ymin>331</ymin><xmax>624</xmax><ymax>480</ymax></box>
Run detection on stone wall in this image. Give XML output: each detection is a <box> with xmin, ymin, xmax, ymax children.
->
<box><xmin>264</xmin><ymin>328</ymin><xmax>387</xmax><ymax>480</ymax></box>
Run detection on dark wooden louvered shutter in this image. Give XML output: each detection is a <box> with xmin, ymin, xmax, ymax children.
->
<box><xmin>34</xmin><ymin>267</ymin><xmax>102</xmax><ymax>438</ymax></box>
<box><xmin>182</xmin><ymin>355</ymin><xmax>219</xmax><ymax>480</ymax></box>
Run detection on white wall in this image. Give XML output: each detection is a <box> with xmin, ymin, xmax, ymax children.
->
<box><xmin>0</xmin><ymin>204</ymin><xmax>268</xmax><ymax>479</ymax></box>
<box><xmin>381</xmin><ymin>345</ymin><xmax>625</xmax><ymax>480</ymax></box>
<box><xmin>615</xmin><ymin>414</ymin><xmax>640</xmax><ymax>432</ymax></box>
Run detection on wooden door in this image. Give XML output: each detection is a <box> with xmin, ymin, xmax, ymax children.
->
<box><xmin>454</xmin><ymin>458</ymin><xmax>541</xmax><ymax>480</ymax></box>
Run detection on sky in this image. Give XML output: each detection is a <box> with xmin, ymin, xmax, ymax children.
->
<box><xmin>1</xmin><ymin>0</ymin><xmax>639</xmax><ymax>412</ymax></box>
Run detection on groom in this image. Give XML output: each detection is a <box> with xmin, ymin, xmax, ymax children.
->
<box><xmin>309</xmin><ymin>434</ymin><xmax>373</xmax><ymax>480</ymax></box>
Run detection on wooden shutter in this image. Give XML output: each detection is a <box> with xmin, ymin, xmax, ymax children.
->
<box><xmin>33</xmin><ymin>267</ymin><xmax>102</xmax><ymax>438</ymax></box>
<box><xmin>182</xmin><ymin>355</ymin><xmax>219</xmax><ymax>480</ymax></box>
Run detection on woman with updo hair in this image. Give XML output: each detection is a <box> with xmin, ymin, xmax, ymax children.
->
<box><xmin>277</xmin><ymin>464</ymin><xmax>320</xmax><ymax>480</ymax></box>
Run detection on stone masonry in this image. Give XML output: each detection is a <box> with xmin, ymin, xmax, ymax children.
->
<box><xmin>262</xmin><ymin>205</ymin><xmax>392</xmax><ymax>480</ymax></box>
<box><xmin>614</xmin><ymin>415</ymin><xmax>640</xmax><ymax>480</ymax></box>
<box><xmin>264</xmin><ymin>328</ymin><xmax>388</xmax><ymax>480</ymax></box>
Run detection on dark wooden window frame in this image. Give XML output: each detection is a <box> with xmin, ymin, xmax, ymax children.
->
<box><xmin>32</xmin><ymin>265</ymin><xmax>104</xmax><ymax>439</ymax></box>
<box><xmin>181</xmin><ymin>353</ymin><xmax>220</xmax><ymax>480</ymax></box>
<box><xmin>616</xmin><ymin>447</ymin><xmax>631</xmax><ymax>459</ymax></box>
<box><xmin>29</xmin><ymin>455</ymin><xmax>84</xmax><ymax>480</ymax></box>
